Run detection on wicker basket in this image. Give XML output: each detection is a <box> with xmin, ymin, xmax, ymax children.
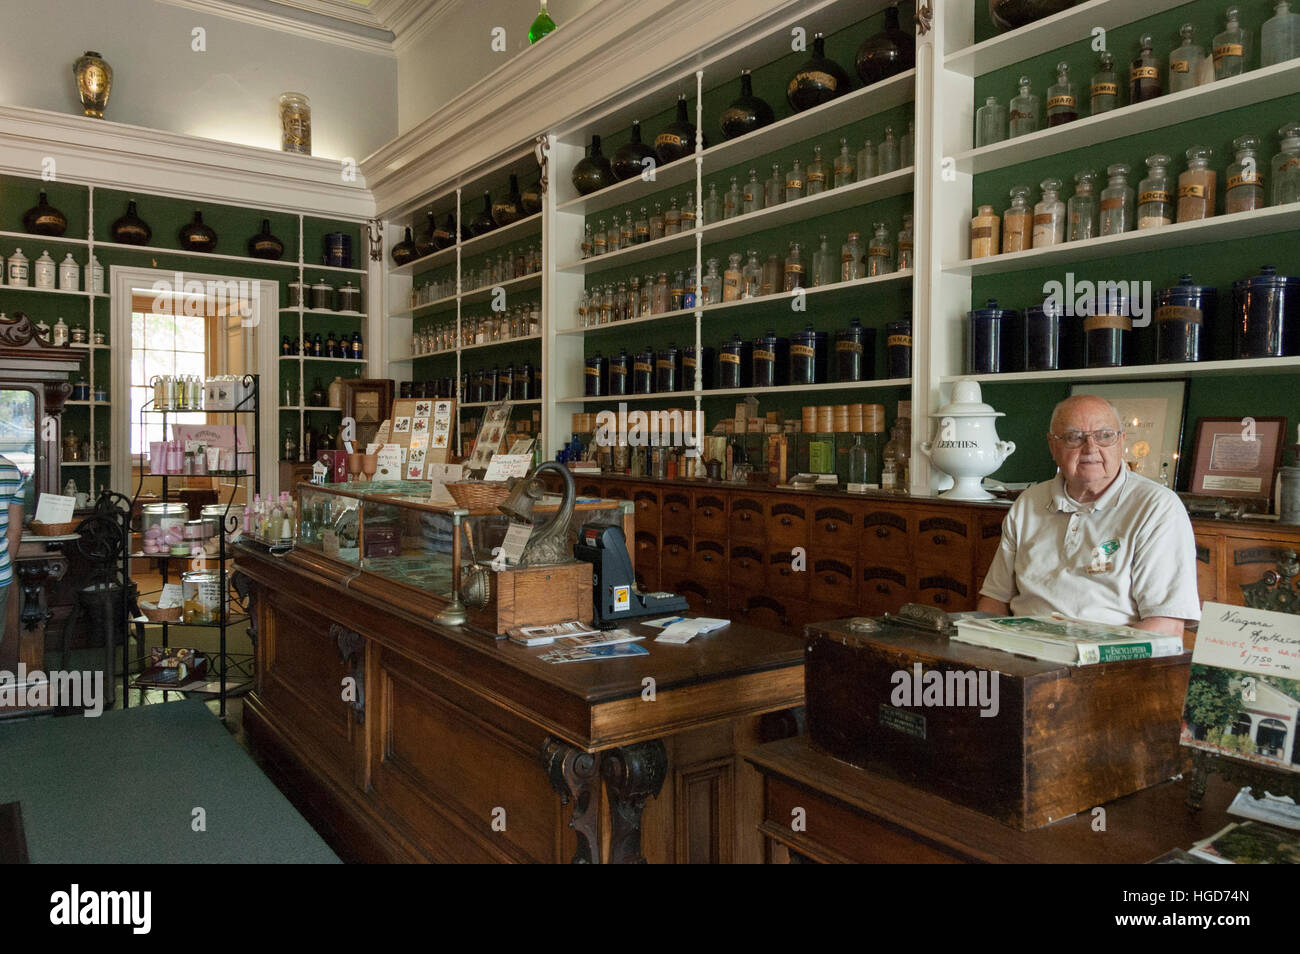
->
<box><xmin>29</xmin><ymin>520</ymin><xmax>80</xmax><ymax>536</ymax></box>
<box><xmin>139</xmin><ymin>601</ymin><xmax>182</xmax><ymax>622</ymax></box>
<box><xmin>445</xmin><ymin>481</ymin><xmax>512</xmax><ymax>511</ymax></box>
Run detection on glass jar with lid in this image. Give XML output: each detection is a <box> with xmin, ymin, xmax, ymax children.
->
<box><xmin>1100</xmin><ymin>163</ymin><xmax>1134</xmax><ymax>235</ymax></box>
<box><xmin>1273</xmin><ymin>122</ymin><xmax>1300</xmax><ymax>205</ymax></box>
<box><xmin>1032</xmin><ymin>178</ymin><xmax>1066</xmax><ymax>247</ymax></box>
<box><xmin>181</xmin><ymin>569</ymin><xmax>223</xmax><ymax>624</ymax></box>
<box><xmin>1137</xmin><ymin>154</ymin><xmax>1174</xmax><ymax>229</ymax></box>
<box><xmin>1067</xmin><ymin>169</ymin><xmax>1099</xmax><ymax>241</ymax></box>
<box><xmin>1177</xmin><ymin>145</ymin><xmax>1216</xmax><ymax>222</ymax></box>
<box><xmin>1002</xmin><ymin>184</ymin><xmax>1033</xmax><ymax>252</ymax></box>
<box><xmin>142</xmin><ymin>502</ymin><xmax>188</xmax><ymax>555</ymax></box>
<box><xmin>1226</xmin><ymin>134</ymin><xmax>1266</xmax><ymax>213</ymax></box>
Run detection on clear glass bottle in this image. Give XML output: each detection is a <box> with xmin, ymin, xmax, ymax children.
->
<box><xmin>702</xmin><ymin>257</ymin><xmax>722</xmax><ymax>305</ymax></box>
<box><xmin>1272</xmin><ymin>123</ymin><xmax>1300</xmax><ymax>205</ymax></box>
<box><xmin>1138</xmin><ymin>153</ymin><xmax>1175</xmax><ymax>229</ymax></box>
<box><xmin>1213</xmin><ymin>6</ymin><xmax>1250</xmax><ymax>79</ymax></box>
<box><xmin>723</xmin><ymin>252</ymin><xmax>744</xmax><ymax>301</ymax></box>
<box><xmin>742</xmin><ymin>250</ymin><xmax>762</xmax><ymax>298</ymax></box>
<box><xmin>785</xmin><ymin>159</ymin><xmax>805</xmax><ymax>201</ymax></box>
<box><xmin>766</xmin><ymin>163</ymin><xmax>785</xmax><ymax>207</ymax></box>
<box><xmin>606</xmin><ymin>217</ymin><xmax>621</xmax><ymax>253</ymax></box>
<box><xmin>784</xmin><ymin>242</ymin><xmax>805</xmax><ymax>291</ymax></box>
<box><xmin>841</xmin><ymin>231</ymin><xmax>864</xmax><ymax>281</ymax></box>
<box><xmin>866</xmin><ymin>222</ymin><xmax>896</xmax><ymax>276</ymax></box>
<box><xmin>897</xmin><ymin>213</ymin><xmax>914</xmax><ymax>270</ymax></box>
<box><xmin>614</xmin><ymin>281</ymin><xmax>628</xmax><ymax>322</ymax></box>
<box><xmin>1130</xmin><ymin>33</ymin><xmax>1162</xmax><ymax>103</ymax></box>
<box><xmin>593</xmin><ymin>218</ymin><xmax>608</xmax><ymax>255</ymax></box>
<box><xmin>1100</xmin><ymin>162</ymin><xmax>1135</xmax><ymax>235</ymax></box>
<box><xmin>724</xmin><ymin>176</ymin><xmax>743</xmax><ymax>219</ymax></box>
<box><xmin>761</xmin><ymin>252</ymin><xmax>783</xmax><ymax>296</ymax></box>
<box><xmin>702</xmin><ymin>183</ymin><xmax>722</xmax><ymax>224</ymax></box>
<box><xmin>1169</xmin><ymin>23</ymin><xmax>1206</xmax><ymax>93</ymax></box>
<box><xmin>652</xmin><ymin>271</ymin><xmax>670</xmax><ymax>314</ymax></box>
<box><xmin>975</xmin><ymin>96</ymin><xmax>1008</xmax><ymax>147</ymax></box>
<box><xmin>1263</xmin><ymin>1</ymin><xmax>1300</xmax><ymax>67</ymax></box>
<box><xmin>634</xmin><ymin>207</ymin><xmax>650</xmax><ymax>244</ymax></box>
<box><xmin>971</xmin><ymin>205</ymin><xmax>1000</xmax><ymax>258</ymax></box>
<box><xmin>857</xmin><ymin>139</ymin><xmax>877</xmax><ymax>180</ymax></box>
<box><xmin>649</xmin><ymin>202</ymin><xmax>666</xmax><ymax>239</ymax></box>
<box><xmin>834</xmin><ymin>138</ymin><xmax>854</xmax><ymax>188</ymax></box>
<box><xmin>1090</xmin><ymin>52</ymin><xmax>1119</xmax><ymax>115</ymax></box>
<box><xmin>879</xmin><ymin>126</ymin><xmax>900</xmax><ymax>173</ymax></box>
<box><xmin>641</xmin><ymin>274</ymin><xmax>653</xmax><ymax>315</ymax></box>
<box><xmin>1047</xmin><ymin>61</ymin><xmax>1079</xmax><ymax>126</ymax></box>
<box><xmin>900</xmin><ymin>121</ymin><xmax>914</xmax><ymax>165</ymax></box>
<box><xmin>628</xmin><ymin>276</ymin><xmax>642</xmax><ymax>318</ymax></box>
<box><xmin>581</xmin><ymin>223</ymin><xmax>594</xmax><ymax>258</ymax></box>
<box><xmin>743</xmin><ymin>169</ymin><xmax>765</xmax><ymax>214</ymax></box>
<box><xmin>1032</xmin><ymin>178</ymin><xmax>1066</xmax><ymax>247</ymax></box>
<box><xmin>671</xmin><ymin>271</ymin><xmax>685</xmax><ymax>310</ymax></box>
<box><xmin>1177</xmin><ymin>145</ymin><xmax>1217</xmax><ymax>222</ymax></box>
<box><xmin>1009</xmin><ymin>75</ymin><xmax>1040</xmax><ymax>137</ymax></box>
<box><xmin>684</xmin><ymin>266</ymin><xmax>698</xmax><ymax>308</ymax></box>
<box><xmin>1226</xmin><ymin>134</ymin><xmax>1266</xmax><ymax>213</ymax></box>
<box><xmin>807</xmin><ymin>144</ymin><xmax>827</xmax><ymax>195</ymax></box>
<box><xmin>664</xmin><ymin>197</ymin><xmax>681</xmax><ymax>235</ymax></box>
<box><xmin>1067</xmin><ymin>169</ymin><xmax>1099</xmax><ymax>241</ymax></box>
<box><xmin>622</xmin><ymin>210</ymin><xmax>634</xmax><ymax>247</ymax></box>
<box><xmin>1003</xmin><ymin>186</ymin><xmax>1034</xmax><ymax>252</ymax></box>
<box><xmin>681</xmin><ymin>192</ymin><xmax>697</xmax><ymax>230</ymax></box>
<box><xmin>849</xmin><ymin>434</ymin><xmax>869</xmax><ymax>485</ymax></box>
<box><xmin>812</xmin><ymin>235</ymin><xmax>836</xmax><ymax>287</ymax></box>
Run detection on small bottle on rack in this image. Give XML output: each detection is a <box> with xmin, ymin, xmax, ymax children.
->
<box><xmin>900</xmin><ymin>121</ymin><xmax>914</xmax><ymax>165</ymax></box>
<box><xmin>1213</xmin><ymin>6</ymin><xmax>1250</xmax><ymax>79</ymax></box>
<box><xmin>742</xmin><ymin>250</ymin><xmax>762</xmax><ymax>299</ymax></box>
<box><xmin>1130</xmin><ymin>34</ymin><xmax>1162</xmax><ymax>103</ymax></box>
<box><xmin>702</xmin><ymin>183</ymin><xmax>722</xmax><ymax>224</ymax></box>
<box><xmin>581</xmin><ymin>223</ymin><xmax>594</xmax><ymax>258</ymax></box>
<box><xmin>975</xmin><ymin>97</ymin><xmax>1008</xmax><ymax>147</ymax></box>
<box><xmin>1009</xmin><ymin>75</ymin><xmax>1040</xmax><ymax>137</ymax></box>
<box><xmin>970</xmin><ymin>204</ymin><xmax>1000</xmax><ymax>258</ymax></box>
<box><xmin>1271</xmin><ymin>123</ymin><xmax>1300</xmax><ymax>205</ymax></box>
<box><xmin>833</xmin><ymin>138</ymin><xmax>854</xmax><ymax>188</ymax></box>
<box><xmin>649</xmin><ymin>202</ymin><xmax>666</xmax><ymax>239</ymax></box>
<box><xmin>1046</xmin><ymin>61</ymin><xmax>1079</xmax><ymax>126</ymax></box>
<box><xmin>785</xmin><ymin>159</ymin><xmax>805</xmax><ymax>202</ymax></box>
<box><xmin>866</xmin><ymin>223</ymin><xmax>896</xmax><ymax>276</ymax></box>
<box><xmin>606</xmin><ymin>217</ymin><xmax>620</xmax><ymax>253</ymax></box>
<box><xmin>664</xmin><ymin>198</ymin><xmax>681</xmax><ymax>235</ymax></box>
<box><xmin>724</xmin><ymin>176</ymin><xmax>743</xmax><ymax>219</ymax></box>
<box><xmin>723</xmin><ymin>253</ymin><xmax>744</xmax><ymax>301</ymax></box>
<box><xmin>841</xmin><ymin>232</ymin><xmax>864</xmax><ymax>281</ymax></box>
<box><xmin>1177</xmin><ymin>145</ymin><xmax>1217</xmax><ymax>222</ymax></box>
<box><xmin>634</xmin><ymin>207</ymin><xmax>650</xmax><ymax>243</ymax></box>
<box><xmin>879</xmin><ymin>126</ymin><xmax>900</xmax><ymax>174</ymax></box>
<box><xmin>621</xmin><ymin>210</ymin><xmax>635</xmax><ymax>247</ymax></box>
<box><xmin>766</xmin><ymin>162</ymin><xmax>785</xmax><ymax>207</ymax></box>
<box><xmin>1137</xmin><ymin>154</ymin><xmax>1175</xmax><ymax>229</ymax></box>
<box><xmin>1169</xmin><ymin>23</ymin><xmax>1206</xmax><ymax>93</ymax></box>
<box><xmin>681</xmin><ymin>192</ymin><xmax>698</xmax><ymax>229</ymax></box>
<box><xmin>1263</xmin><ymin>1</ymin><xmax>1300</xmax><ymax>67</ymax></box>
<box><xmin>812</xmin><ymin>235</ymin><xmax>836</xmax><ymax>287</ymax></box>
<box><xmin>806</xmin><ymin>144</ymin><xmax>827</xmax><ymax>195</ymax></box>
<box><xmin>1067</xmin><ymin>169</ymin><xmax>1099</xmax><ymax>242</ymax></box>
<box><xmin>1100</xmin><ymin>163</ymin><xmax>1135</xmax><ymax>235</ymax></box>
<box><xmin>1226</xmin><ymin>134</ymin><xmax>1266</xmax><ymax>213</ymax></box>
<box><xmin>1032</xmin><ymin>178</ymin><xmax>1066</xmax><ymax>248</ymax></box>
<box><xmin>702</xmin><ymin>258</ymin><xmax>722</xmax><ymax>305</ymax></box>
<box><xmin>857</xmin><ymin>139</ymin><xmax>877</xmax><ymax>180</ymax></box>
<box><xmin>593</xmin><ymin>219</ymin><xmax>607</xmax><ymax>255</ymax></box>
<box><xmin>743</xmin><ymin>169</ymin><xmax>765</xmax><ymax>214</ymax></box>
<box><xmin>1090</xmin><ymin>51</ymin><xmax>1119</xmax><ymax>115</ymax></box>
<box><xmin>671</xmin><ymin>271</ymin><xmax>685</xmax><ymax>310</ymax></box>
<box><xmin>783</xmin><ymin>242</ymin><xmax>805</xmax><ymax>291</ymax></box>
<box><xmin>761</xmin><ymin>252</ymin><xmax>783</xmax><ymax>296</ymax></box>
<box><xmin>897</xmin><ymin>213</ymin><xmax>914</xmax><ymax>270</ymax></box>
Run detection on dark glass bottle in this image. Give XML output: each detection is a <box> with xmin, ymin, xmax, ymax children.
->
<box><xmin>572</xmin><ymin>135</ymin><xmax>616</xmax><ymax>195</ymax></box>
<box><xmin>1130</xmin><ymin>33</ymin><xmax>1162</xmax><ymax>103</ymax></box>
<box><xmin>430</xmin><ymin>213</ymin><xmax>454</xmax><ymax>250</ymax></box>
<box><xmin>310</xmin><ymin>378</ymin><xmax>326</xmax><ymax>406</ymax></box>
<box><xmin>520</xmin><ymin>176</ymin><xmax>543</xmax><ymax>215</ymax></box>
<box><xmin>247</xmin><ymin>218</ymin><xmax>284</xmax><ymax>259</ymax></box>
<box><xmin>491</xmin><ymin>174</ymin><xmax>524</xmax><ymax>225</ymax></box>
<box><xmin>788</xmin><ymin>33</ymin><xmax>852</xmax><ymax>112</ymax></box>
<box><xmin>612</xmin><ymin>121</ymin><xmax>658</xmax><ymax>180</ymax></box>
<box><xmin>111</xmin><ymin>199</ymin><xmax>152</xmax><ymax>245</ymax></box>
<box><xmin>178</xmin><ymin>210</ymin><xmax>217</xmax><ymax>252</ymax></box>
<box><xmin>325</xmin><ymin>330</ymin><xmax>338</xmax><ymax>358</ymax></box>
<box><xmin>312</xmin><ymin>334</ymin><xmax>324</xmax><ymax>359</ymax></box>
<box><xmin>23</xmin><ymin>191</ymin><xmax>68</xmax><ymax>236</ymax></box>
<box><xmin>654</xmin><ymin>96</ymin><xmax>701</xmax><ymax>164</ymax></box>
<box><xmin>390</xmin><ymin>226</ymin><xmax>416</xmax><ymax>266</ymax></box>
<box><xmin>414</xmin><ymin>210</ymin><xmax>437</xmax><ymax>258</ymax></box>
<box><xmin>720</xmin><ymin>70</ymin><xmax>775</xmax><ymax>140</ymax></box>
<box><xmin>855</xmin><ymin>4</ymin><xmax>914</xmax><ymax>85</ymax></box>
<box><xmin>469</xmin><ymin>192</ymin><xmax>498</xmax><ymax>236</ymax></box>
<box><xmin>350</xmin><ymin>331</ymin><xmax>363</xmax><ymax>359</ymax></box>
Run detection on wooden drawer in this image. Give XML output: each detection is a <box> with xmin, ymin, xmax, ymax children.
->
<box><xmin>767</xmin><ymin>496</ymin><xmax>810</xmax><ymax>550</ymax></box>
<box><xmin>694</xmin><ymin>493</ymin><xmax>727</xmax><ymax>537</ymax></box>
<box><xmin>731</xmin><ymin>592</ymin><xmax>806</xmax><ymax>635</ymax></box>
<box><xmin>693</xmin><ymin>539</ymin><xmax>726</xmax><ymax>582</ymax></box>
<box><xmin>730</xmin><ymin>496</ymin><xmax>766</xmax><ymax>543</ymax></box>
<box><xmin>915</xmin><ymin>571</ymin><xmax>974</xmax><ymax>612</ymax></box>
<box><xmin>661</xmin><ymin>534</ymin><xmax>691</xmax><ymax>577</ymax></box>
<box><xmin>634</xmin><ymin>530</ymin><xmax>660</xmax><ymax>591</ymax></box>
<box><xmin>860</xmin><ymin>565</ymin><xmax>909</xmax><ymax>618</ymax></box>
<box><xmin>601</xmin><ymin>482</ymin><xmax>631</xmax><ymax>501</ymax></box>
<box><xmin>861</xmin><ymin>509</ymin><xmax>910</xmax><ymax>564</ymax></box>
<box><xmin>810</xmin><ymin>555</ymin><xmax>856</xmax><ymax>607</ymax></box>
<box><xmin>633</xmin><ymin>487</ymin><xmax>660</xmax><ymax>534</ymax></box>
<box><xmin>729</xmin><ymin>543</ymin><xmax>766</xmax><ymax>592</ymax></box>
<box><xmin>974</xmin><ymin>513</ymin><xmax>1005</xmax><ymax>592</ymax></box>
<box><xmin>576</xmin><ymin>481</ymin><xmax>604</xmax><ymax>498</ymax></box>
<box><xmin>1223</xmin><ymin>541</ymin><xmax>1299</xmax><ymax>605</ymax></box>
<box><xmin>811</xmin><ymin>504</ymin><xmax>859</xmax><ymax>556</ymax></box>
<box><xmin>1193</xmin><ymin>533</ymin><xmax>1220</xmax><ymax>605</ymax></box>
<box><xmin>670</xmin><ymin>577</ymin><xmax>723</xmax><ymax>614</ymax></box>
<box><xmin>661</xmin><ymin>491</ymin><xmax>692</xmax><ymax>533</ymax></box>
<box><xmin>767</xmin><ymin>548</ymin><xmax>810</xmax><ymax>601</ymax></box>
<box><xmin>913</xmin><ymin>510</ymin><xmax>974</xmax><ymax>571</ymax></box>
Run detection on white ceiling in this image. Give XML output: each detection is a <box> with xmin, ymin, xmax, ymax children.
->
<box><xmin>162</xmin><ymin>0</ymin><xmax>461</xmax><ymax>51</ymax></box>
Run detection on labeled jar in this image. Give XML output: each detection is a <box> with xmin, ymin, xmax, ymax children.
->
<box><xmin>1138</xmin><ymin>154</ymin><xmax>1174</xmax><ymax>229</ymax></box>
<box><xmin>656</xmin><ymin>345</ymin><xmax>683</xmax><ymax>393</ymax></box>
<box><xmin>607</xmin><ymin>349</ymin><xmax>631</xmax><ymax>395</ymax></box>
<box><xmin>1100</xmin><ymin>163</ymin><xmax>1134</xmax><ymax>235</ymax></box>
<box><xmin>1233</xmin><ymin>265</ymin><xmax>1300</xmax><ymax>358</ymax></box>
<box><xmin>1155</xmin><ymin>274</ymin><xmax>1218</xmax><ymax>363</ymax></box>
<box><xmin>885</xmin><ymin>319</ymin><xmax>912</xmax><ymax>379</ymax></box>
<box><xmin>789</xmin><ymin>325</ymin><xmax>828</xmax><ymax>385</ymax></box>
<box><xmin>836</xmin><ymin>318</ymin><xmax>874</xmax><ymax>382</ymax></box>
<box><xmin>1002</xmin><ymin>185</ymin><xmax>1033</xmax><ymax>252</ymax></box>
<box><xmin>632</xmin><ymin>347</ymin><xmax>656</xmax><ymax>394</ymax></box>
<box><xmin>310</xmin><ymin>279</ymin><xmax>334</xmax><ymax>311</ymax></box>
<box><xmin>1024</xmin><ymin>301</ymin><xmax>1065</xmax><ymax>372</ymax></box>
<box><xmin>584</xmin><ymin>354</ymin><xmax>606</xmax><ymax>397</ymax></box>
<box><xmin>1084</xmin><ymin>297</ymin><xmax>1133</xmax><ymax>368</ymax></box>
<box><xmin>1177</xmin><ymin>145</ymin><xmax>1216</xmax><ymax>222</ymax></box>
<box><xmin>752</xmin><ymin>332</ymin><xmax>790</xmax><ymax>388</ymax></box>
<box><xmin>967</xmin><ymin>299</ymin><xmax>1020</xmax><ymax>374</ymax></box>
<box><xmin>970</xmin><ymin>205</ymin><xmax>1000</xmax><ymax>258</ymax></box>
<box><xmin>514</xmin><ymin>364</ymin><xmax>535</xmax><ymax>400</ymax></box>
<box><xmin>683</xmin><ymin>345</ymin><xmax>715</xmax><ymax>391</ymax></box>
<box><xmin>1226</xmin><ymin>134</ymin><xmax>1265</xmax><ymax>214</ymax></box>
<box><xmin>182</xmin><ymin>569</ymin><xmax>223</xmax><ymax>624</ymax></box>
<box><xmin>718</xmin><ymin>333</ymin><xmax>753</xmax><ymax>389</ymax></box>
<box><xmin>1032</xmin><ymin>178</ymin><xmax>1065</xmax><ymax>248</ymax></box>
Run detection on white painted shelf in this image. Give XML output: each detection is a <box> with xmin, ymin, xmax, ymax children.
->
<box><xmin>943</xmin><ymin>357</ymin><xmax>1300</xmax><ymax>385</ymax></box>
<box><xmin>459</xmin><ymin>398</ymin><xmax>543</xmax><ymax>408</ymax></box>
<box><xmin>0</xmin><ymin>229</ymin><xmax>90</xmax><ymax>247</ymax></box>
<box><xmin>558</xmin><ymin>378</ymin><xmax>911</xmax><ymax>405</ymax></box>
<box><xmin>460</xmin><ymin>271</ymin><xmax>542</xmax><ymax>304</ymax></box>
<box><xmin>0</xmin><ymin>284</ymin><xmax>97</xmax><ymax>298</ymax></box>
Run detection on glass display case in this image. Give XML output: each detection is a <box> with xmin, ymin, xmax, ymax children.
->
<box><xmin>293</xmin><ymin>480</ymin><xmax>632</xmax><ymax>618</ymax></box>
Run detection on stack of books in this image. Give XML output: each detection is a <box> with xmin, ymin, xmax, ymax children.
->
<box><xmin>950</xmin><ymin>614</ymin><xmax>1185</xmax><ymax>666</ymax></box>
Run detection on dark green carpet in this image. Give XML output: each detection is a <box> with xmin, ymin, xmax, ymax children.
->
<box><xmin>0</xmin><ymin>700</ymin><xmax>338</xmax><ymax>864</ymax></box>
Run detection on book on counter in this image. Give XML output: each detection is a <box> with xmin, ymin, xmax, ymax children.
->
<box><xmin>1189</xmin><ymin>820</ymin><xmax>1300</xmax><ymax>864</ymax></box>
<box><xmin>538</xmin><ymin>642</ymin><xmax>649</xmax><ymax>664</ymax></box>
<box><xmin>950</xmin><ymin>614</ymin><xmax>1184</xmax><ymax>666</ymax></box>
<box><xmin>507</xmin><ymin>621</ymin><xmax>600</xmax><ymax>646</ymax></box>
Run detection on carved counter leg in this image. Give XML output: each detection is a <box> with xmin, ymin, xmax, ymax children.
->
<box><xmin>1186</xmin><ymin>750</ymin><xmax>1211</xmax><ymax>812</ymax></box>
<box><xmin>601</xmin><ymin>740</ymin><xmax>667</xmax><ymax>865</ymax></box>
<box><xmin>541</xmin><ymin>737</ymin><xmax>601</xmax><ymax>865</ymax></box>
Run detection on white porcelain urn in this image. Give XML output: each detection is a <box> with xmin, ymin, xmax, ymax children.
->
<box><xmin>920</xmin><ymin>378</ymin><xmax>1015</xmax><ymax>501</ymax></box>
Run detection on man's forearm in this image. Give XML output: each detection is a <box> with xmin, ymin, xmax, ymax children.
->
<box><xmin>1132</xmin><ymin>615</ymin><xmax>1184</xmax><ymax>637</ymax></box>
<box><xmin>976</xmin><ymin>596</ymin><xmax>1009</xmax><ymax>616</ymax></box>
<box><xmin>6</xmin><ymin>504</ymin><xmax>22</xmax><ymax>574</ymax></box>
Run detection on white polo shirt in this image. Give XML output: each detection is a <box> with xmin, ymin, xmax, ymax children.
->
<box><xmin>980</xmin><ymin>467</ymin><xmax>1201</xmax><ymax>625</ymax></box>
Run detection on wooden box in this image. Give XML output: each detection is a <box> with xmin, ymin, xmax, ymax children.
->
<box><xmin>803</xmin><ymin>618</ymin><xmax>1191</xmax><ymax>830</ymax></box>
<box><xmin>468</xmin><ymin>562</ymin><xmax>595</xmax><ymax>635</ymax></box>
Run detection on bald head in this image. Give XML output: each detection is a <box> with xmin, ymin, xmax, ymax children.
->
<box><xmin>1050</xmin><ymin>395</ymin><xmax>1122</xmax><ymax>436</ymax></box>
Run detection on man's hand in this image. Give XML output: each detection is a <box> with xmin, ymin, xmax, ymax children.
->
<box><xmin>1131</xmin><ymin>615</ymin><xmax>1184</xmax><ymax>638</ymax></box>
<box><xmin>976</xmin><ymin>596</ymin><xmax>1009</xmax><ymax>616</ymax></box>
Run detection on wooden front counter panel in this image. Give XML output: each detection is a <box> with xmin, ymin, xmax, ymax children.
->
<box><xmin>234</xmin><ymin>543</ymin><xmax>803</xmax><ymax>864</ymax></box>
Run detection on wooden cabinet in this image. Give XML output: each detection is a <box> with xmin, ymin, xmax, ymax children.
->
<box><xmin>860</xmin><ymin>565</ymin><xmax>909</xmax><ymax>617</ymax></box>
<box><xmin>693</xmin><ymin>539</ymin><xmax>726</xmax><ymax>582</ymax></box>
<box><xmin>662</xmin><ymin>491</ymin><xmax>691</xmax><ymax>533</ymax></box>
<box><xmin>729</xmin><ymin>543</ymin><xmax>766</xmax><ymax>593</ymax></box>
<box><xmin>913</xmin><ymin>510</ymin><xmax>974</xmax><ymax>570</ymax></box>
<box><xmin>694</xmin><ymin>494</ymin><xmax>727</xmax><ymax>537</ymax></box>
<box><xmin>766</xmin><ymin>496</ymin><xmax>809</xmax><ymax>551</ymax></box>
<box><xmin>729</xmin><ymin>496</ymin><xmax>765</xmax><ymax>543</ymax></box>
<box><xmin>810</xmin><ymin>504</ymin><xmax>859</xmax><ymax>556</ymax></box>
<box><xmin>861</xmin><ymin>509</ymin><xmax>910</xmax><ymax>564</ymax></box>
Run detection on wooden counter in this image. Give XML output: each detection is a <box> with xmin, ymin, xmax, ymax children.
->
<box><xmin>234</xmin><ymin>542</ymin><xmax>804</xmax><ymax>864</ymax></box>
<box><xmin>746</xmin><ymin>736</ymin><xmax>1239</xmax><ymax>864</ymax></box>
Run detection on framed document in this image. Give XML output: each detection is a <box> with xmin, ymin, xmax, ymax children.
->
<box><xmin>1069</xmin><ymin>379</ymin><xmax>1187</xmax><ymax>485</ymax></box>
<box><xmin>1189</xmin><ymin>416</ymin><xmax>1287</xmax><ymax>505</ymax></box>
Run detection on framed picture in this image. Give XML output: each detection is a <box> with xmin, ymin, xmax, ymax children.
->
<box><xmin>465</xmin><ymin>402</ymin><xmax>512</xmax><ymax>475</ymax></box>
<box><xmin>1188</xmin><ymin>416</ymin><xmax>1287</xmax><ymax>506</ymax></box>
<box><xmin>1068</xmin><ymin>379</ymin><xmax>1188</xmax><ymax>485</ymax></box>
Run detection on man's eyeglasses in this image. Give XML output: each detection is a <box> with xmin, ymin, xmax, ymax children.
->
<box><xmin>1049</xmin><ymin>428</ymin><xmax>1122</xmax><ymax>448</ymax></box>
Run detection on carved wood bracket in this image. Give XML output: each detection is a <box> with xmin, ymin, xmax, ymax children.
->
<box><xmin>542</xmin><ymin>736</ymin><xmax>601</xmax><ymax>864</ymax></box>
<box><xmin>231</xmin><ymin>571</ymin><xmax>256</xmax><ymax>647</ymax></box>
<box><xmin>331</xmin><ymin>622</ymin><xmax>366</xmax><ymax>724</ymax></box>
<box><xmin>601</xmin><ymin>739</ymin><xmax>668</xmax><ymax>865</ymax></box>
<box><xmin>914</xmin><ymin>2</ymin><xmax>933</xmax><ymax>36</ymax></box>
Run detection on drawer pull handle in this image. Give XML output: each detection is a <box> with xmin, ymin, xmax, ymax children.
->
<box><xmin>932</xmin><ymin>534</ymin><xmax>947</xmax><ymax>545</ymax></box>
<box><xmin>741</xmin><ymin>512</ymin><xmax>751</xmax><ymax>521</ymax></box>
<box><xmin>826</xmin><ymin>522</ymin><xmax>838</xmax><ymax>532</ymax></box>
<box><xmin>702</xmin><ymin>554</ymin><xmax>713</xmax><ymax>563</ymax></box>
<box><xmin>780</xmin><ymin>516</ymin><xmax>792</xmax><ymax>526</ymax></box>
<box><xmin>875</xmin><ymin>527</ymin><xmax>889</xmax><ymax>538</ymax></box>
<box><xmin>780</xmin><ymin>568</ymin><xmax>791</xmax><ymax>577</ymax></box>
<box><xmin>933</xmin><ymin>592</ymin><xmax>948</xmax><ymax>605</ymax></box>
<box><xmin>702</xmin><ymin>508</ymin><xmax>714</xmax><ymax>517</ymax></box>
<box><xmin>823</xmin><ymin>575</ymin><xmax>836</xmax><ymax>584</ymax></box>
<box><xmin>876</xmin><ymin>584</ymin><xmax>890</xmax><ymax>594</ymax></box>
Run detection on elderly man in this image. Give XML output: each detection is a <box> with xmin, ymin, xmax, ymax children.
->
<box><xmin>976</xmin><ymin>394</ymin><xmax>1200</xmax><ymax>636</ymax></box>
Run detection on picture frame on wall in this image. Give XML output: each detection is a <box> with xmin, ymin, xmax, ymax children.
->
<box><xmin>1188</xmin><ymin>416</ymin><xmax>1288</xmax><ymax>508</ymax></box>
<box><xmin>1068</xmin><ymin>380</ymin><xmax>1188</xmax><ymax>486</ymax></box>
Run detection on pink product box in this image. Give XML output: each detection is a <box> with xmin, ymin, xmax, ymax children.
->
<box><xmin>149</xmin><ymin>441</ymin><xmax>182</xmax><ymax>475</ymax></box>
<box><xmin>316</xmin><ymin>450</ymin><xmax>347</xmax><ymax>483</ymax></box>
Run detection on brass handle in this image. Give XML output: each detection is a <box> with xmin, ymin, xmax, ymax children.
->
<box><xmin>702</xmin><ymin>554</ymin><xmax>713</xmax><ymax>563</ymax></box>
<box><xmin>876</xmin><ymin>584</ymin><xmax>889</xmax><ymax>594</ymax></box>
<box><xmin>826</xmin><ymin>522</ymin><xmax>838</xmax><ymax>532</ymax></box>
<box><xmin>702</xmin><ymin>508</ymin><xmax>714</xmax><ymax>517</ymax></box>
<box><xmin>933</xmin><ymin>534</ymin><xmax>947</xmax><ymax>545</ymax></box>
<box><xmin>780</xmin><ymin>516</ymin><xmax>792</xmax><ymax>526</ymax></box>
<box><xmin>934</xmin><ymin>592</ymin><xmax>948</xmax><ymax>605</ymax></box>
<box><xmin>741</xmin><ymin>512</ymin><xmax>751</xmax><ymax>521</ymax></box>
<box><xmin>780</xmin><ymin>568</ymin><xmax>791</xmax><ymax>577</ymax></box>
<box><xmin>875</xmin><ymin>527</ymin><xmax>889</xmax><ymax>538</ymax></box>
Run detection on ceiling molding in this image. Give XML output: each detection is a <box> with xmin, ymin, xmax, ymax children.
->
<box><xmin>0</xmin><ymin>105</ymin><xmax>375</xmax><ymax>220</ymax></box>
<box><xmin>158</xmin><ymin>0</ymin><xmax>398</xmax><ymax>56</ymax></box>
<box><xmin>385</xmin><ymin>0</ymin><xmax>459</xmax><ymax>50</ymax></box>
